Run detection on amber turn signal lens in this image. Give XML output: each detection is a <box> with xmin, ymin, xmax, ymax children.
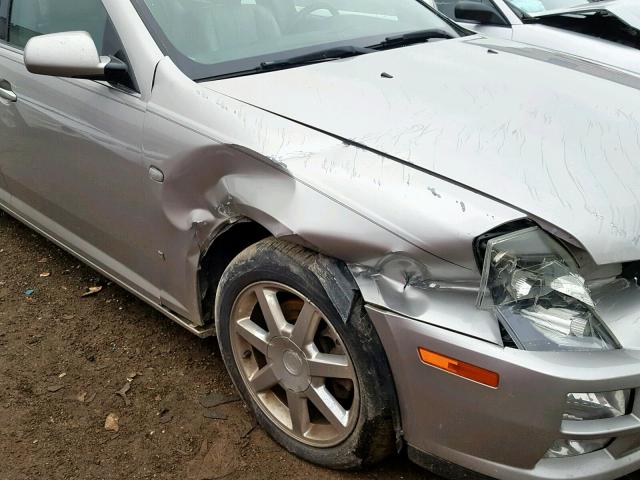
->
<box><xmin>418</xmin><ymin>348</ymin><xmax>499</xmax><ymax>388</ymax></box>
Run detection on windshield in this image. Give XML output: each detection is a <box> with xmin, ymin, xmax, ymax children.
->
<box><xmin>133</xmin><ymin>0</ymin><xmax>461</xmax><ymax>80</ymax></box>
<box><xmin>506</xmin><ymin>0</ymin><xmax>606</xmax><ymax>14</ymax></box>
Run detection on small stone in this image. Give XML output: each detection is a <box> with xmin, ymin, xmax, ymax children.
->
<box><xmin>104</xmin><ymin>413</ymin><xmax>119</xmax><ymax>432</ymax></box>
<box><xmin>159</xmin><ymin>413</ymin><xmax>173</xmax><ymax>424</ymax></box>
<box><xmin>47</xmin><ymin>385</ymin><xmax>64</xmax><ymax>393</ymax></box>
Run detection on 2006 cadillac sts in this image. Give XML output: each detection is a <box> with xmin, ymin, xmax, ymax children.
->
<box><xmin>1</xmin><ymin>0</ymin><xmax>639</xmax><ymax>479</ymax></box>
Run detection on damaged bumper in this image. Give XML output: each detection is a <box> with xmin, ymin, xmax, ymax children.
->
<box><xmin>366</xmin><ymin>305</ymin><xmax>640</xmax><ymax>479</ymax></box>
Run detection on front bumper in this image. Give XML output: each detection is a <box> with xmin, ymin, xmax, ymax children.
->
<box><xmin>366</xmin><ymin>306</ymin><xmax>640</xmax><ymax>480</ymax></box>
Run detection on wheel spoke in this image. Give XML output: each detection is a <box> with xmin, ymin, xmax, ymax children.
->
<box><xmin>236</xmin><ymin>317</ymin><xmax>269</xmax><ymax>354</ymax></box>
<box><xmin>308</xmin><ymin>353</ymin><xmax>352</xmax><ymax>379</ymax></box>
<box><xmin>250</xmin><ymin>364</ymin><xmax>279</xmax><ymax>392</ymax></box>
<box><xmin>287</xmin><ymin>391</ymin><xmax>310</xmax><ymax>436</ymax></box>
<box><xmin>254</xmin><ymin>286</ymin><xmax>287</xmax><ymax>336</ymax></box>
<box><xmin>307</xmin><ymin>383</ymin><xmax>349</xmax><ymax>430</ymax></box>
<box><xmin>290</xmin><ymin>301</ymin><xmax>320</xmax><ymax>348</ymax></box>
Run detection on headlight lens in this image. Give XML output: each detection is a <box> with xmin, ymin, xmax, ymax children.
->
<box><xmin>477</xmin><ymin>227</ymin><xmax>619</xmax><ymax>351</ymax></box>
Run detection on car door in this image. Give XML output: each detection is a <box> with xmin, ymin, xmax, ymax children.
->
<box><xmin>0</xmin><ymin>0</ymin><xmax>12</xmax><ymax>204</ymax></box>
<box><xmin>0</xmin><ymin>0</ymin><xmax>161</xmax><ymax>304</ymax></box>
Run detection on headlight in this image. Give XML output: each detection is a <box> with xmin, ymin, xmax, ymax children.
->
<box><xmin>477</xmin><ymin>227</ymin><xmax>619</xmax><ymax>351</ymax></box>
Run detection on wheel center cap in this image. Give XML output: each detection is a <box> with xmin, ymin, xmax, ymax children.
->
<box><xmin>283</xmin><ymin>350</ymin><xmax>304</xmax><ymax>376</ymax></box>
<box><xmin>267</xmin><ymin>337</ymin><xmax>310</xmax><ymax>393</ymax></box>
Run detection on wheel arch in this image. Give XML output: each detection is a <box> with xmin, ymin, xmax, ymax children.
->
<box><xmin>197</xmin><ymin>218</ymin><xmax>272</xmax><ymax>325</ymax></box>
<box><xmin>197</xmin><ymin>217</ymin><xmax>364</xmax><ymax>328</ymax></box>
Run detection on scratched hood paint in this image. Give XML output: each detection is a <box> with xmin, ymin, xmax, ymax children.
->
<box><xmin>206</xmin><ymin>37</ymin><xmax>640</xmax><ymax>265</ymax></box>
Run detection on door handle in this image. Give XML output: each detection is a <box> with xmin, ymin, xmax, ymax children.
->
<box><xmin>0</xmin><ymin>80</ymin><xmax>17</xmax><ymax>102</ymax></box>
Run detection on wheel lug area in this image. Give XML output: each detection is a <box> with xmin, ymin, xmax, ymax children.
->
<box><xmin>267</xmin><ymin>336</ymin><xmax>310</xmax><ymax>393</ymax></box>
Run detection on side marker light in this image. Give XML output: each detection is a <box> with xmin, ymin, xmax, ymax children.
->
<box><xmin>418</xmin><ymin>348</ymin><xmax>499</xmax><ymax>388</ymax></box>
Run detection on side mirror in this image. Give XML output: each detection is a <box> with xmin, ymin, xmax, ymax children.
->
<box><xmin>24</xmin><ymin>31</ymin><xmax>128</xmax><ymax>82</ymax></box>
<box><xmin>455</xmin><ymin>1</ymin><xmax>506</xmax><ymax>25</ymax></box>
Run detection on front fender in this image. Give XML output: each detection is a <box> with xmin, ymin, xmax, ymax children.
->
<box><xmin>143</xmin><ymin>57</ymin><xmax>524</xmax><ymax>344</ymax></box>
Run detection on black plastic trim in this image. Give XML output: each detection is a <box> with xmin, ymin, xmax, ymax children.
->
<box><xmin>472</xmin><ymin>218</ymin><xmax>535</xmax><ymax>272</ymax></box>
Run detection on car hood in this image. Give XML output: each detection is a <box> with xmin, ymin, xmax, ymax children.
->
<box><xmin>205</xmin><ymin>36</ymin><xmax>640</xmax><ymax>265</ymax></box>
<box><xmin>531</xmin><ymin>0</ymin><xmax>640</xmax><ymax>31</ymax></box>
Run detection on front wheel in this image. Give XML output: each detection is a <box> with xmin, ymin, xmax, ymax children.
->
<box><xmin>215</xmin><ymin>239</ymin><xmax>398</xmax><ymax>469</ymax></box>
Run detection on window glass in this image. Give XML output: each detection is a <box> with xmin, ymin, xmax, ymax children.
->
<box><xmin>434</xmin><ymin>0</ymin><xmax>497</xmax><ymax>20</ymax></box>
<box><xmin>136</xmin><ymin>0</ymin><xmax>460</xmax><ymax>80</ymax></box>
<box><xmin>8</xmin><ymin>0</ymin><xmax>108</xmax><ymax>51</ymax></box>
<box><xmin>0</xmin><ymin>0</ymin><xmax>8</xmax><ymax>40</ymax></box>
<box><xmin>293</xmin><ymin>0</ymin><xmax>399</xmax><ymax>17</ymax></box>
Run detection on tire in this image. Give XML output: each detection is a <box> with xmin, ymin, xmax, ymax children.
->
<box><xmin>215</xmin><ymin>238</ymin><xmax>399</xmax><ymax>469</ymax></box>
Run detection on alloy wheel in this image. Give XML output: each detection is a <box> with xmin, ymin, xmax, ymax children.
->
<box><xmin>229</xmin><ymin>282</ymin><xmax>359</xmax><ymax>447</ymax></box>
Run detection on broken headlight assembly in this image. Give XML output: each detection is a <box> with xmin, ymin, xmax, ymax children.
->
<box><xmin>477</xmin><ymin>227</ymin><xmax>620</xmax><ymax>351</ymax></box>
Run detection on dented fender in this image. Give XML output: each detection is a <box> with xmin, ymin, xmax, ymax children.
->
<box><xmin>142</xmin><ymin>57</ymin><xmax>523</xmax><ymax>342</ymax></box>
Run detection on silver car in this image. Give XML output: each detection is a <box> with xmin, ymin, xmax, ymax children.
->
<box><xmin>1</xmin><ymin>1</ymin><xmax>640</xmax><ymax>479</ymax></box>
<box><xmin>430</xmin><ymin>0</ymin><xmax>640</xmax><ymax>74</ymax></box>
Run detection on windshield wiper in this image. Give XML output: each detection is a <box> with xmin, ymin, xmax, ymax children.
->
<box><xmin>259</xmin><ymin>45</ymin><xmax>374</xmax><ymax>70</ymax></box>
<box><xmin>368</xmin><ymin>28</ymin><xmax>454</xmax><ymax>50</ymax></box>
<box><xmin>200</xmin><ymin>32</ymin><xmax>451</xmax><ymax>81</ymax></box>
<box><xmin>198</xmin><ymin>46</ymin><xmax>373</xmax><ymax>80</ymax></box>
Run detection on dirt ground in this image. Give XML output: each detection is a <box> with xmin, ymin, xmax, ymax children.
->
<box><xmin>0</xmin><ymin>211</ymin><xmax>432</xmax><ymax>480</ymax></box>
